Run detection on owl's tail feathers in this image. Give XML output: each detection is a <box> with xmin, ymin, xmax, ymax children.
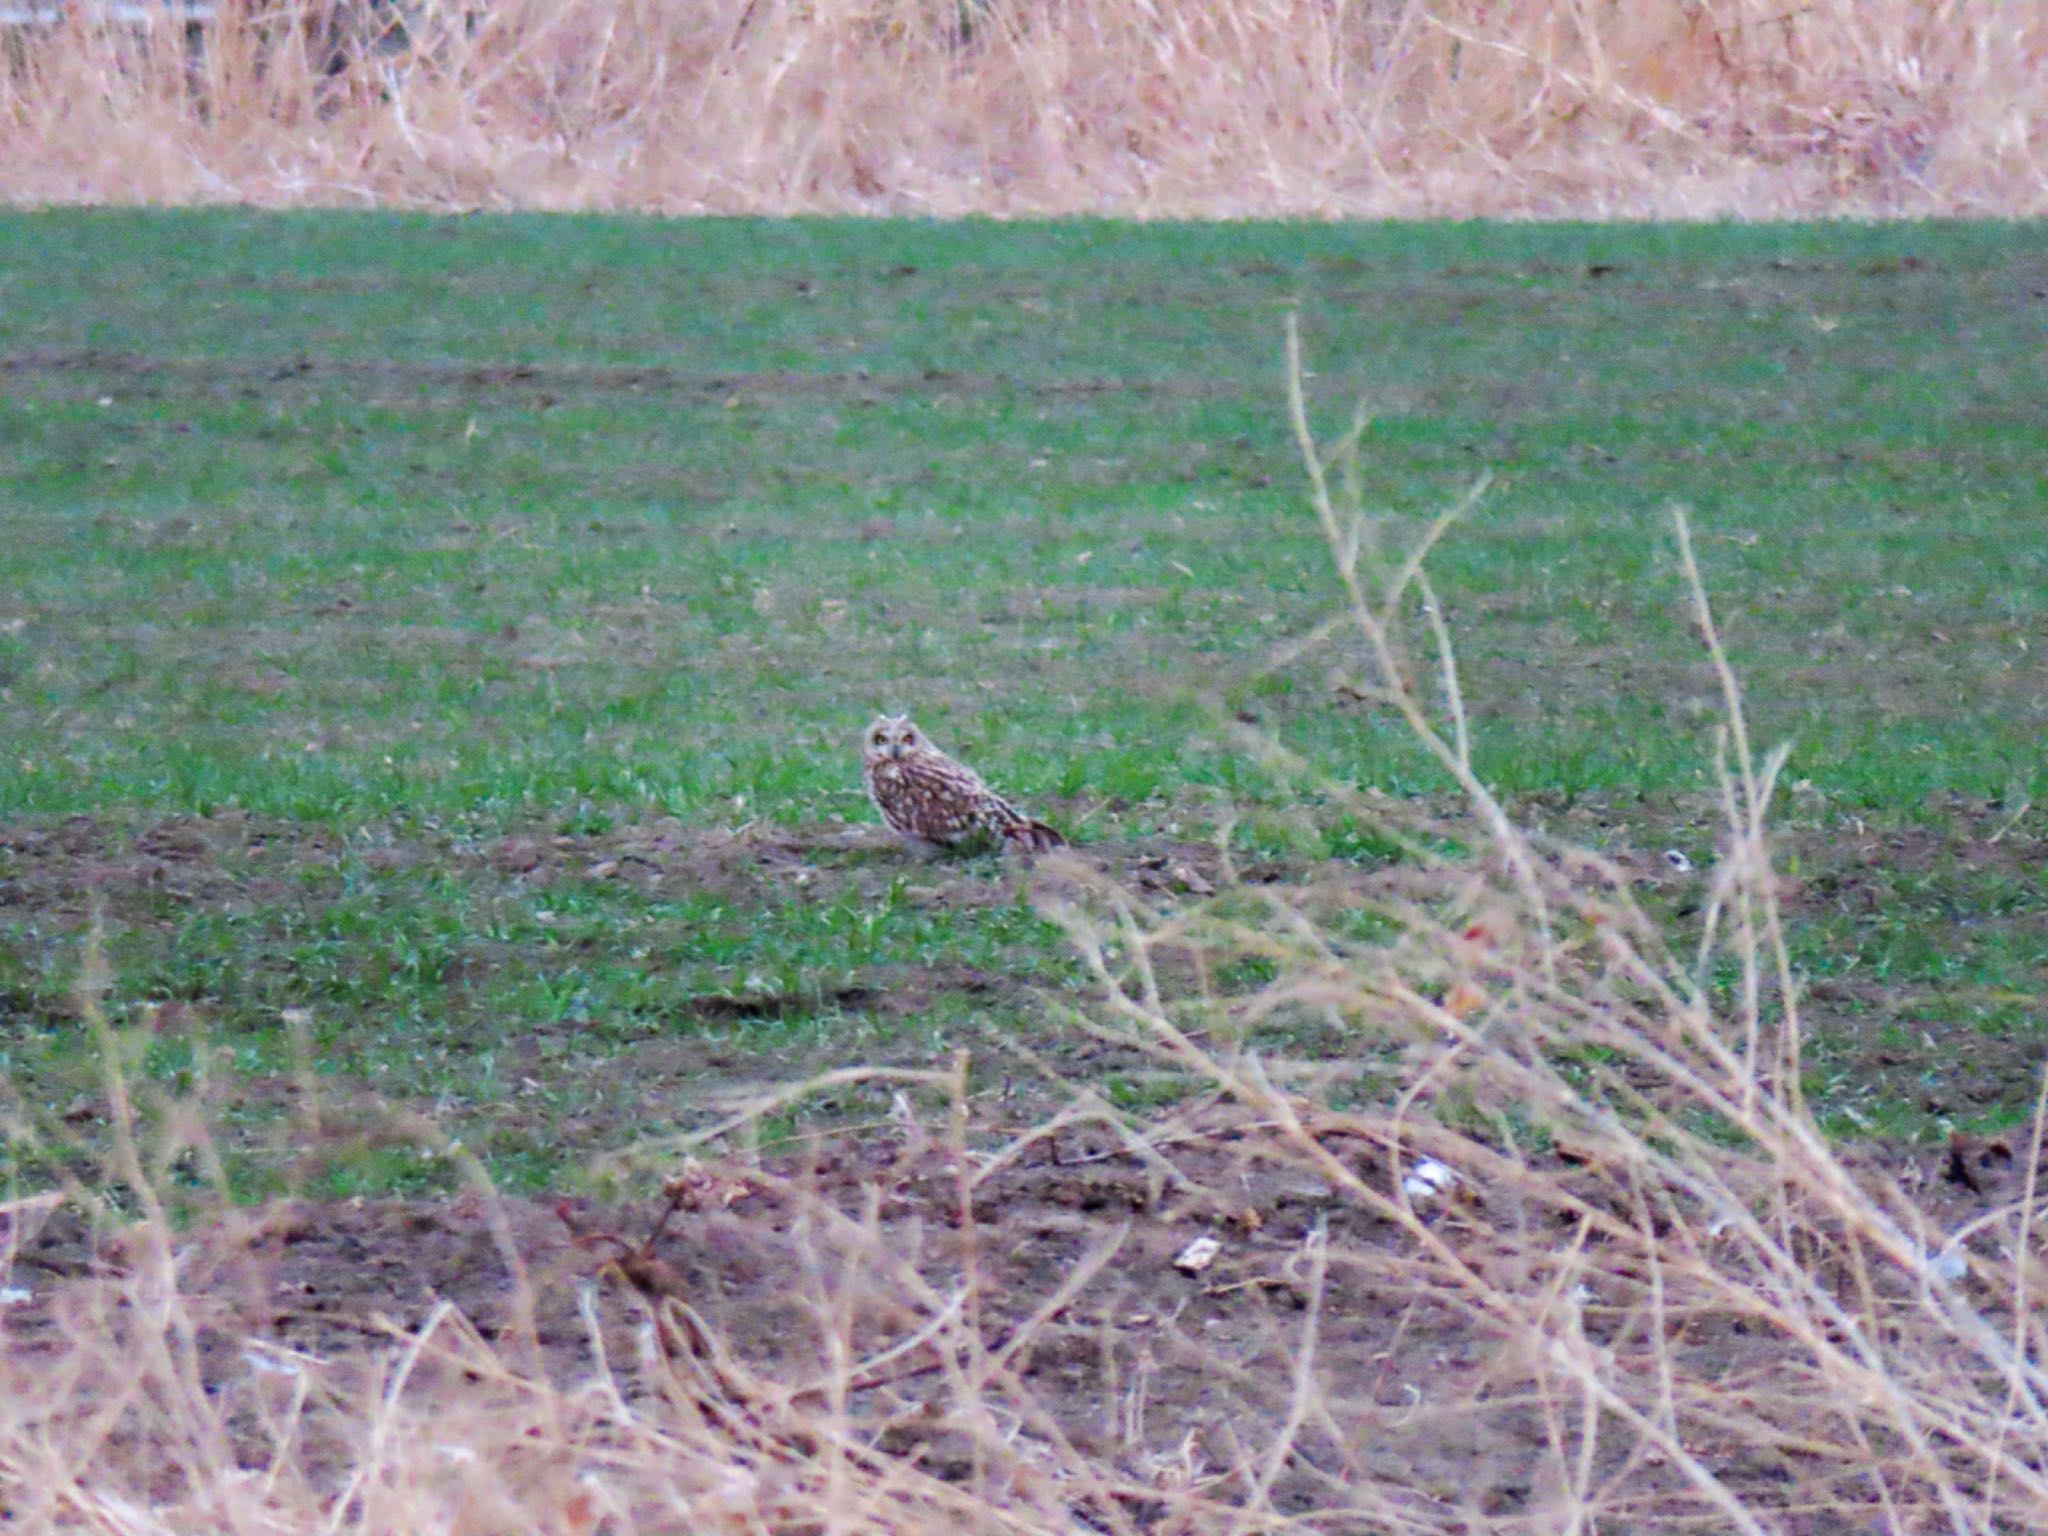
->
<box><xmin>1004</xmin><ymin>818</ymin><xmax>1066</xmax><ymax>855</ymax></box>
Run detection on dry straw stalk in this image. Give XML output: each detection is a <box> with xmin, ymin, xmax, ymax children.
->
<box><xmin>0</xmin><ymin>0</ymin><xmax>2042</xmax><ymax>214</ymax></box>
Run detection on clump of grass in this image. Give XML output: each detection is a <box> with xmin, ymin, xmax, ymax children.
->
<box><xmin>3</xmin><ymin>332</ymin><xmax>2043</xmax><ymax>1534</ymax></box>
<box><xmin>0</xmin><ymin>0</ymin><xmax>2041</xmax><ymax>214</ymax></box>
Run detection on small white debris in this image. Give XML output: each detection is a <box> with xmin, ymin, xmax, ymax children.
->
<box><xmin>705</xmin><ymin>1464</ymin><xmax>762</xmax><ymax>1515</ymax></box>
<box><xmin>0</xmin><ymin>1286</ymin><xmax>32</xmax><ymax>1307</ymax></box>
<box><xmin>96</xmin><ymin>396</ymin><xmax>113</xmax><ymax>408</ymax></box>
<box><xmin>242</xmin><ymin>1348</ymin><xmax>303</xmax><ymax>1378</ymax></box>
<box><xmin>1928</xmin><ymin>1244</ymin><xmax>1969</xmax><ymax>1282</ymax></box>
<box><xmin>1401</xmin><ymin>1158</ymin><xmax>1464</xmax><ymax>1203</ymax></box>
<box><xmin>1662</xmin><ymin>849</ymin><xmax>1693</xmax><ymax>873</ymax></box>
<box><xmin>1569</xmin><ymin>1283</ymin><xmax>1595</xmax><ymax>1305</ymax></box>
<box><xmin>1172</xmin><ymin>1235</ymin><xmax>1222</xmax><ymax>1275</ymax></box>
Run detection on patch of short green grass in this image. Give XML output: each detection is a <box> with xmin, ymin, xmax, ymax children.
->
<box><xmin>0</xmin><ymin>213</ymin><xmax>2042</xmax><ymax>1188</ymax></box>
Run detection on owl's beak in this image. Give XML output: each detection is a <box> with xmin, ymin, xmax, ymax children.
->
<box><xmin>888</xmin><ymin>740</ymin><xmax>906</xmax><ymax>761</ymax></box>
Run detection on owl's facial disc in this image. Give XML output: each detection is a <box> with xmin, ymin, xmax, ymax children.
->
<box><xmin>866</xmin><ymin>714</ymin><xmax>911</xmax><ymax>761</ymax></box>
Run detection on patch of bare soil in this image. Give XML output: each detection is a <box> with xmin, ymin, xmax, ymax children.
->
<box><xmin>0</xmin><ymin>811</ymin><xmax>316</xmax><ymax>926</ymax></box>
<box><xmin>0</xmin><ymin>351</ymin><xmax>1229</xmax><ymax>405</ymax></box>
<box><xmin>0</xmin><ymin>808</ymin><xmax>1229</xmax><ymax>915</ymax></box>
<box><xmin>0</xmin><ymin>809</ymin><xmax>1238</xmax><ymax>1021</ymax></box>
<box><xmin>0</xmin><ymin>1116</ymin><xmax>2014</xmax><ymax>1528</ymax></box>
<box><xmin>488</xmin><ymin>816</ymin><xmax>1235</xmax><ymax>896</ymax></box>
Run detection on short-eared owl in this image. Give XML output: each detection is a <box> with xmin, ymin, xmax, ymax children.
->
<box><xmin>861</xmin><ymin>714</ymin><xmax>1064</xmax><ymax>855</ymax></box>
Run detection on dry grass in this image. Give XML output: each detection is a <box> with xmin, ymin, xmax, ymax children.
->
<box><xmin>1026</xmin><ymin>326</ymin><xmax>2048</xmax><ymax>1530</ymax></box>
<box><xmin>5</xmin><ymin>337</ymin><xmax>2047</xmax><ymax>1535</ymax></box>
<box><xmin>1</xmin><ymin>0</ymin><xmax>2043</xmax><ymax>215</ymax></box>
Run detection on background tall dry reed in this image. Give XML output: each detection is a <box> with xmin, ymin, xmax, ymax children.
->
<box><xmin>1</xmin><ymin>0</ymin><xmax>2042</xmax><ymax>215</ymax></box>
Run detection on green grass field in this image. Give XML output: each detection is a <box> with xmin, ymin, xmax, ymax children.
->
<box><xmin>1</xmin><ymin>213</ymin><xmax>2042</xmax><ymax>1194</ymax></box>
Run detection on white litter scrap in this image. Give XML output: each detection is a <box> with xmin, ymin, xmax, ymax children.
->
<box><xmin>1927</xmin><ymin>1244</ymin><xmax>1970</xmax><ymax>1283</ymax></box>
<box><xmin>1662</xmin><ymin>849</ymin><xmax>1694</xmax><ymax>874</ymax></box>
<box><xmin>1401</xmin><ymin>1158</ymin><xmax>1464</xmax><ymax>1204</ymax></box>
<box><xmin>242</xmin><ymin>1342</ymin><xmax>322</xmax><ymax>1378</ymax></box>
<box><xmin>0</xmin><ymin>1286</ymin><xmax>31</xmax><ymax>1308</ymax></box>
<box><xmin>1172</xmin><ymin>1235</ymin><xmax>1222</xmax><ymax>1275</ymax></box>
<box><xmin>242</xmin><ymin>1349</ymin><xmax>304</xmax><ymax>1379</ymax></box>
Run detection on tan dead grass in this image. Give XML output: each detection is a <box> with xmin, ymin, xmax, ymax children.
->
<box><xmin>0</xmin><ymin>0</ymin><xmax>2043</xmax><ymax>215</ymax></box>
<box><xmin>5</xmin><ymin>334</ymin><xmax>2047</xmax><ymax>1534</ymax></box>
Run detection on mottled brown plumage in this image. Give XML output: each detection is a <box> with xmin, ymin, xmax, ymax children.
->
<box><xmin>861</xmin><ymin>713</ymin><xmax>1063</xmax><ymax>855</ymax></box>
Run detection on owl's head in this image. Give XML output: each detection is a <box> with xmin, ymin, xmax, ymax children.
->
<box><xmin>862</xmin><ymin>713</ymin><xmax>927</xmax><ymax>764</ymax></box>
